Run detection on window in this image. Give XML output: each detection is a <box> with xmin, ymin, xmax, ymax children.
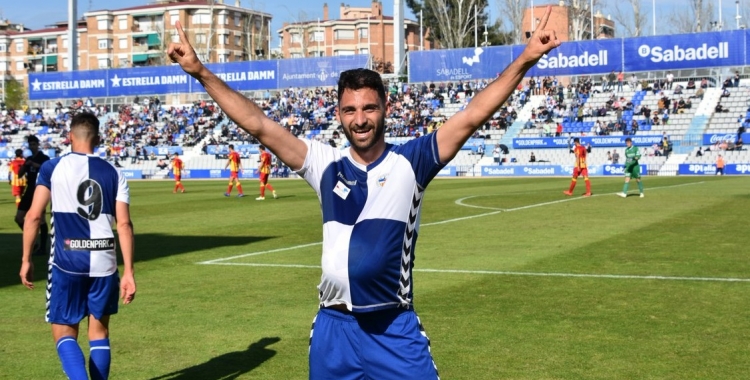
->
<box><xmin>63</xmin><ymin>58</ymin><xmax>68</xmax><ymax>68</ymax></box>
<box><xmin>219</xmin><ymin>34</ymin><xmax>228</xmax><ymax>45</ymax></box>
<box><xmin>0</xmin><ymin>44</ymin><xmax>5</xmax><ymax>52</ymax></box>
<box><xmin>119</xmin><ymin>38</ymin><xmax>128</xmax><ymax>49</ymax></box>
<box><xmin>195</xmin><ymin>33</ymin><xmax>207</xmax><ymax>44</ymax></box>
<box><xmin>98</xmin><ymin>39</ymin><xmax>111</xmax><ymax>49</ymax></box>
<box><xmin>62</xmin><ymin>38</ymin><xmax>68</xmax><ymax>49</ymax></box>
<box><xmin>234</xmin><ymin>13</ymin><xmax>240</xmax><ymax>27</ymax></box>
<box><xmin>98</xmin><ymin>19</ymin><xmax>111</xmax><ymax>30</ymax></box>
<box><xmin>359</xmin><ymin>48</ymin><xmax>369</xmax><ymax>54</ymax></box>
<box><xmin>16</xmin><ymin>61</ymin><xmax>24</xmax><ymax>71</ymax></box>
<box><xmin>119</xmin><ymin>17</ymin><xmax>128</xmax><ymax>30</ymax></box>
<box><xmin>192</xmin><ymin>13</ymin><xmax>211</xmax><ymax>24</ymax></box>
<box><xmin>291</xmin><ymin>53</ymin><xmax>303</xmax><ymax>58</ymax></box>
<box><xmin>234</xmin><ymin>36</ymin><xmax>241</xmax><ymax>46</ymax></box>
<box><xmin>0</xmin><ymin>62</ymin><xmax>6</xmax><ymax>71</ymax></box>
<box><xmin>291</xmin><ymin>33</ymin><xmax>301</xmax><ymax>43</ymax></box>
<box><xmin>172</xmin><ymin>32</ymin><xmax>180</xmax><ymax>43</ymax></box>
<box><xmin>358</xmin><ymin>28</ymin><xmax>368</xmax><ymax>38</ymax></box>
<box><xmin>98</xmin><ymin>58</ymin><xmax>110</xmax><ymax>69</ymax></box>
<box><xmin>335</xmin><ymin>50</ymin><xmax>355</xmax><ymax>56</ymax></box>
<box><xmin>310</xmin><ymin>31</ymin><xmax>324</xmax><ymax>42</ymax></box>
<box><xmin>16</xmin><ymin>42</ymin><xmax>23</xmax><ymax>53</ymax></box>
<box><xmin>218</xmin><ymin>53</ymin><xmax>228</xmax><ymax>62</ymax></box>
<box><xmin>119</xmin><ymin>58</ymin><xmax>129</xmax><ymax>67</ymax></box>
<box><xmin>311</xmin><ymin>51</ymin><xmax>323</xmax><ymax>57</ymax></box>
<box><xmin>334</xmin><ymin>29</ymin><xmax>354</xmax><ymax>40</ymax></box>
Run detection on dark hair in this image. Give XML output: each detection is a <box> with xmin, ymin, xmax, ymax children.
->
<box><xmin>337</xmin><ymin>68</ymin><xmax>386</xmax><ymax>105</ymax></box>
<box><xmin>228</xmin><ymin>144</ymin><xmax>234</xmax><ymax>149</ymax></box>
<box><xmin>258</xmin><ymin>145</ymin><xmax>266</xmax><ymax>151</ymax></box>
<box><xmin>625</xmin><ymin>137</ymin><xmax>632</xmax><ymax>142</ymax></box>
<box><xmin>573</xmin><ymin>137</ymin><xmax>580</xmax><ymax>143</ymax></box>
<box><xmin>26</xmin><ymin>135</ymin><xmax>40</xmax><ymax>144</ymax></box>
<box><xmin>70</xmin><ymin>112</ymin><xmax>100</xmax><ymax>139</ymax></box>
<box><xmin>14</xmin><ymin>149</ymin><xmax>23</xmax><ymax>158</ymax></box>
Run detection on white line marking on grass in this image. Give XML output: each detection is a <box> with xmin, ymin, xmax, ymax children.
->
<box><xmin>201</xmin><ymin>262</ymin><xmax>750</xmax><ymax>282</ymax></box>
<box><xmin>198</xmin><ymin>181</ymin><xmax>705</xmax><ymax>263</ymax></box>
<box><xmin>197</xmin><ymin>242</ymin><xmax>323</xmax><ymax>264</ymax></box>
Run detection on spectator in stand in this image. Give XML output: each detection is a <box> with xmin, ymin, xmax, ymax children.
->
<box><xmin>616</xmin><ymin>71</ymin><xmax>624</xmax><ymax>92</ymax></box>
<box><xmin>700</xmin><ymin>78</ymin><xmax>709</xmax><ymax>89</ymax></box>
<box><xmin>733</xmin><ymin>71</ymin><xmax>741</xmax><ymax>88</ymax></box>
<box><xmin>666</xmin><ymin>71</ymin><xmax>674</xmax><ymax>90</ymax></box>
<box><xmin>686</xmin><ymin>78</ymin><xmax>696</xmax><ymax>89</ymax></box>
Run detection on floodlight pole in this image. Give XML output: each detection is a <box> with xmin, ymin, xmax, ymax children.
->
<box><xmin>68</xmin><ymin>0</ymin><xmax>78</xmax><ymax>71</ymax></box>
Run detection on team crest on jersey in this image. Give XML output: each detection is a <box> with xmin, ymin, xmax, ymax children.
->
<box><xmin>377</xmin><ymin>175</ymin><xmax>387</xmax><ymax>187</ymax></box>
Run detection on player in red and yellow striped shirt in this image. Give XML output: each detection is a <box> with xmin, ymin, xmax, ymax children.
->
<box><xmin>256</xmin><ymin>145</ymin><xmax>277</xmax><ymax>200</ymax></box>
<box><xmin>224</xmin><ymin>144</ymin><xmax>245</xmax><ymax>197</ymax></box>
<box><xmin>563</xmin><ymin>138</ymin><xmax>592</xmax><ymax>197</ymax></box>
<box><xmin>172</xmin><ymin>153</ymin><xmax>186</xmax><ymax>193</ymax></box>
<box><xmin>8</xmin><ymin>149</ymin><xmax>27</xmax><ymax>208</ymax></box>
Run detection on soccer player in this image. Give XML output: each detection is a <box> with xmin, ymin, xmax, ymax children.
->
<box><xmin>8</xmin><ymin>149</ymin><xmax>27</xmax><ymax>208</ymax></box>
<box><xmin>256</xmin><ymin>145</ymin><xmax>276</xmax><ymax>200</ymax></box>
<box><xmin>224</xmin><ymin>144</ymin><xmax>245</xmax><ymax>197</ymax></box>
<box><xmin>617</xmin><ymin>137</ymin><xmax>645</xmax><ymax>198</ymax></box>
<box><xmin>16</xmin><ymin>135</ymin><xmax>50</xmax><ymax>256</ymax></box>
<box><xmin>171</xmin><ymin>153</ymin><xmax>186</xmax><ymax>193</ymax></box>
<box><xmin>168</xmin><ymin>6</ymin><xmax>559</xmax><ymax>378</ymax></box>
<box><xmin>563</xmin><ymin>137</ymin><xmax>592</xmax><ymax>197</ymax></box>
<box><xmin>19</xmin><ymin>112</ymin><xmax>136</xmax><ymax>380</ymax></box>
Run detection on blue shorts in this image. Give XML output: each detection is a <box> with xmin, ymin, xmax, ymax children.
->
<box><xmin>46</xmin><ymin>266</ymin><xmax>119</xmax><ymax>325</ymax></box>
<box><xmin>309</xmin><ymin>308</ymin><xmax>439</xmax><ymax>380</ymax></box>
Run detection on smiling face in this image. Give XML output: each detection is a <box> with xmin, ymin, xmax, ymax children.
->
<box><xmin>337</xmin><ymin>87</ymin><xmax>386</xmax><ymax>160</ymax></box>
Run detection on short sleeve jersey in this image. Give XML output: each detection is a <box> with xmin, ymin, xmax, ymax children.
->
<box><xmin>573</xmin><ymin>145</ymin><xmax>587</xmax><ymax>169</ymax></box>
<box><xmin>25</xmin><ymin>151</ymin><xmax>50</xmax><ymax>189</ymax></box>
<box><xmin>9</xmin><ymin>158</ymin><xmax>27</xmax><ymax>187</ymax></box>
<box><xmin>228</xmin><ymin>151</ymin><xmax>241</xmax><ymax>172</ymax></box>
<box><xmin>36</xmin><ymin>153</ymin><xmax>130</xmax><ymax>277</ymax></box>
<box><xmin>297</xmin><ymin>133</ymin><xmax>445</xmax><ymax>313</ymax></box>
<box><xmin>259</xmin><ymin>151</ymin><xmax>272</xmax><ymax>174</ymax></box>
<box><xmin>172</xmin><ymin>157</ymin><xmax>183</xmax><ymax>176</ymax></box>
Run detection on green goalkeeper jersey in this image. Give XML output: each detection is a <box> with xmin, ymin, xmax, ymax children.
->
<box><xmin>625</xmin><ymin>145</ymin><xmax>641</xmax><ymax>166</ymax></box>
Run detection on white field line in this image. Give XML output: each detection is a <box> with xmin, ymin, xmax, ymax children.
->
<box><xmin>198</xmin><ymin>181</ymin><xmax>706</xmax><ymax>266</ymax></box>
<box><xmin>201</xmin><ymin>262</ymin><xmax>750</xmax><ymax>283</ymax></box>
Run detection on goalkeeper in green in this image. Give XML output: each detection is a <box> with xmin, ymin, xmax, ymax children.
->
<box><xmin>617</xmin><ymin>137</ymin><xmax>644</xmax><ymax>198</ymax></box>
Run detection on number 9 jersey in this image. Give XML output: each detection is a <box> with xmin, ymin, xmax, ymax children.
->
<box><xmin>36</xmin><ymin>153</ymin><xmax>130</xmax><ymax>277</ymax></box>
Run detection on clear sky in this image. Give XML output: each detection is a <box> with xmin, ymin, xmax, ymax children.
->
<box><xmin>2</xmin><ymin>0</ymin><xmax>747</xmax><ymax>47</ymax></box>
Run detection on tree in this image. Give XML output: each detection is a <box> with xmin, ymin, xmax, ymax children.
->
<box><xmin>607</xmin><ymin>0</ymin><xmax>647</xmax><ymax>37</ymax></box>
<box><xmin>4</xmin><ymin>78</ymin><xmax>27</xmax><ymax>110</ymax></box>
<box><xmin>496</xmin><ymin>0</ymin><xmax>529</xmax><ymax>44</ymax></box>
<box><xmin>562</xmin><ymin>0</ymin><xmax>603</xmax><ymax>41</ymax></box>
<box><xmin>406</xmin><ymin>0</ymin><xmax>505</xmax><ymax>48</ymax></box>
<box><xmin>668</xmin><ymin>0</ymin><xmax>715</xmax><ymax>33</ymax></box>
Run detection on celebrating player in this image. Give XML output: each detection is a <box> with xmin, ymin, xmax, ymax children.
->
<box><xmin>171</xmin><ymin>153</ymin><xmax>186</xmax><ymax>193</ymax></box>
<box><xmin>256</xmin><ymin>145</ymin><xmax>276</xmax><ymax>200</ymax></box>
<box><xmin>617</xmin><ymin>137</ymin><xmax>645</xmax><ymax>198</ymax></box>
<box><xmin>8</xmin><ymin>149</ymin><xmax>27</xmax><ymax>208</ymax></box>
<box><xmin>169</xmin><ymin>5</ymin><xmax>559</xmax><ymax>378</ymax></box>
<box><xmin>224</xmin><ymin>144</ymin><xmax>245</xmax><ymax>197</ymax></box>
<box><xmin>563</xmin><ymin>137</ymin><xmax>592</xmax><ymax>197</ymax></box>
<box><xmin>19</xmin><ymin>112</ymin><xmax>136</xmax><ymax>380</ymax></box>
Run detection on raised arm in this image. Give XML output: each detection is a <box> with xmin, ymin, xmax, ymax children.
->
<box><xmin>167</xmin><ymin>21</ymin><xmax>307</xmax><ymax>170</ymax></box>
<box><xmin>435</xmin><ymin>6</ymin><xmax>561</xmax><ymax>163</ymax></box>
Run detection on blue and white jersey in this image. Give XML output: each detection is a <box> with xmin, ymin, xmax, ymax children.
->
<box><xmin>298</xmin><ymin>133</ymin><xmax>445</xmax><ymax>313</ymax></box>
<box><xmin>37</xmin><ymin>153</ymin><xmax>130</xmax><ymax>277</ymax></box>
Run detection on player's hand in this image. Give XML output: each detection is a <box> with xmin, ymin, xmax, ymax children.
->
<box><xmin>167</xmin><ymin>21</ymin><xmax>204</xmax><ymax>77</ymax></box>
<box><xmin>20</xmin><ymin>261</ymin><xmax>34</xmax><ymax>290</ymax></box>
<box><xmin>120</xmin><ymin>272</ymin><xmax>136</xmax><ymax>305</ymax></box>
<box><xmin>518</xmin><ymin>6</ymin><xmax>561</xmax><ymax>64</ymax></box>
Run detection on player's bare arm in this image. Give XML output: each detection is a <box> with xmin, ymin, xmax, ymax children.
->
<box><xmin>167</xmin><ymin>21</ymin><xmax>307</xmax><ymax>170</ymax></box>
<box><xmin>19</xmin><ymin>186</ymin><xmax>51</xmax><ymax>289</ymax></box>
<box><xmin>435</xmin><ymin>5</ymin><xmax>561</xmax><ymax>163</ymax></box>
<box><xmin>115</xmin><ymin>201</ymin><xmax>136</xmax><ymax>304</ymax></box>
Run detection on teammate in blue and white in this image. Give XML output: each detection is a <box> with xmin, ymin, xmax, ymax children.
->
<box><xmin>169</xmin><ymin>6</ymin><xmax>560</xmax><ymax>379</ymax></box>
<box><xmin>20</xmin><ymin>113</ymin><xmax>136</xmax><ymax>380</ymax></box>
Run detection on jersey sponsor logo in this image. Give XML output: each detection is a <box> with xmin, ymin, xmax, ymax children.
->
<box><xmin>333</xmin><ymin>181</ymin><xmax>351</xmax><ymax>200</ymax></box>
<box><xmin>64</xmin><ymin>238</ymin><xmax>116</xmax><ymax>251</ymax></box>
<box><xmin>538</xmin><ymin>50</ymin><xmax>608</xmax><ymax>69</ymax></box>
<box><xmin>637</xmin><ymin>42</ymin><xmax>729</xmax><ymax>63</ymax></box>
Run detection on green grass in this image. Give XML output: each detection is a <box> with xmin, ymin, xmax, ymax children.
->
<box><xmin>1</xmin><ymin>176</ymin><xmax>750</xmax><ymax>379</ymax></box>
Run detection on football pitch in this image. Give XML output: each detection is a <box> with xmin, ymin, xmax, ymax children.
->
<box><xmin>1</xmin><ymin>176</ymin><xmax>749</xmax><ymax>379</ymax></box>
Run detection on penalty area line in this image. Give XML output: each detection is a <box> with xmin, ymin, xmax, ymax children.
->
<box><xmin>200</xmin><ymin>262</ymin><xmax>750</xmax><ymax>283</ymax></box>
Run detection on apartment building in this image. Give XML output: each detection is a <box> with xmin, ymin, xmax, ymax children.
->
<box><xmin>278</xmin><ymin>1</ymin><xmax>435</xmax><ymax>73</ymax></box>
<box><xmin>0</xmin><ymin>0</ymin><xmax>272</xmax><ymax>83</ymax></box>
<box><xmin>521</xmin><ymin>1</ymin><xmax>615</xmax><ymax>43</ymax></box>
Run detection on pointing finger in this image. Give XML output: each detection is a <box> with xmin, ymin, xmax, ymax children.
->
<box><xmin>536</xmin><ymin>5</ymin><xmax>552</xmax><ymax>33</ymax></box>
<box><xmin>176</xmin><ymin>21</ymin><xmax>189</xmax><ymax>45</ymax></box>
